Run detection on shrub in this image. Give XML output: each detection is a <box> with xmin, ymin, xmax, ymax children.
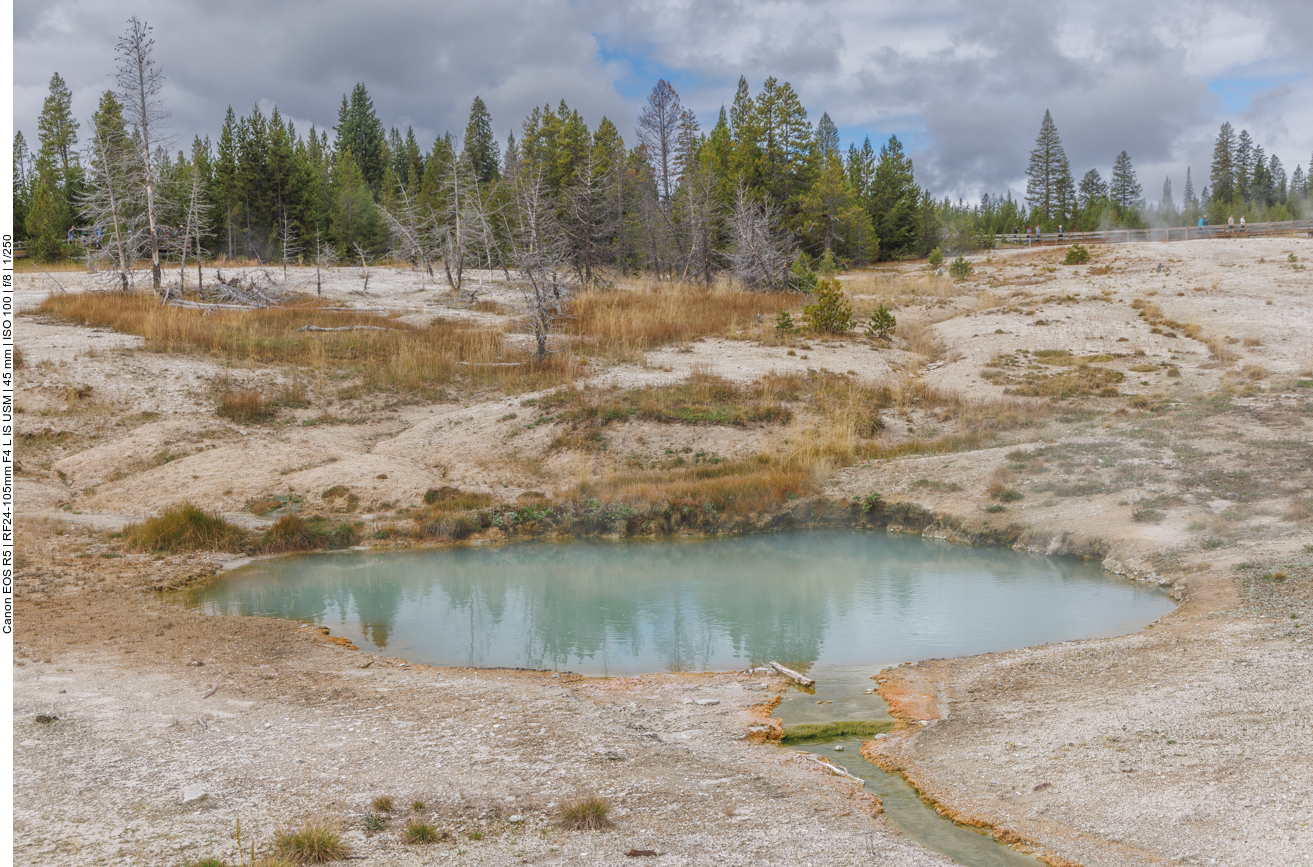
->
<box><xmin>216</xmin><ymin>385</ymin><xmax>277</xmax><ymax>424</ymax></box>
<box><xmin>774</xmin><ymin>310</ymin><xmax>797</xmax><ymax>336</ymax></box>
<box><xmin>403</xmin><ymin>821</ymin><xmax>445</xmax><ymax>844</ymax></box>
<box><xmin>256</xmin><ymin>515</ymin><xmax>360</xmax><ymax>553</ymax></box>
<box><xmin>802</xmin><ymin>277</ymin><xmax>854</xmax><ymax>335</ymax></box>
<box><xmin>370</xmin><ymin>796</ymin><xmax>395</xmax><ymax>813</ymax></box>
<box><xmin>273</xmin><ymin>820</ymin><xmax>348</xmax><ymax>864</ymax></box>
<box><xmin>816</xmin><ymin>249</ymin><xmax>841</xmax><ymax>274</ymax></box>
<box><xmin>1064</xmin><ymin>244</ymin><xmax>1091</xmax><ymax>265</ymax></box>
<box><xmin>125</xmin><ymin>503</ymin><xmax>249</xmax><ymax>552</ymax></box>
<box><xmin>1131</xmin><ymin>506</ymin><xmax>1165</xmax><ymax>523</ymax></box>
<box><xmin>557</xmin><ymin>795</ymin><xmax>614</xmax><ymax>831</ymax></box>
<box><xmin>949</xmin><ymin>255</ymin><xmax>974</xmax><ymax>280</ymax></box>
<box><xmin>864</xmin><ymin>304</ymin><xmax>896</xmax><ymax>340</ymax></box>
<box><xmin>927</xmin><ymin>247</ymin><xmax>944</xmax><ymax>267</ymax></box>
<box><xmin>363</xmin><ymin>812</ymin><xmax>386</xmax><ymax>833</ymax></box>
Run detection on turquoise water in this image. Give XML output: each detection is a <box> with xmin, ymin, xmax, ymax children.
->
<box><xmin>185</xmin><ymin>531</ymin><xmax>1174</xmax><ymax>866</ymax></box>
<box><xmin>187</xmin><ymin>531</ymin><xmax>1173</xmax><ymax>675</ymax></box>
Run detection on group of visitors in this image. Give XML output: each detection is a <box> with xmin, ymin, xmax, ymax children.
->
<box><xmin>1012</xmin><ymin>225</ymin><xmax>1066</xmax><ymax>245</ymax></box>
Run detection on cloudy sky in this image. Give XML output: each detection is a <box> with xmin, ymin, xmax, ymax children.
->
<box><xmin>13</xmin><ymin>0</ymin><xmax>1313</xmax><ymax>201</ymax></box>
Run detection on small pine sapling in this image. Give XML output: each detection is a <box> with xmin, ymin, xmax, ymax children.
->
<box><xmin>774</xmin><ymin>310</ymin><xmax>797</xmax><ymax>336</ymax></box>
<box><xmin>789</xmin><ymin>255</ymin><xmax>818</xmax><ymax>293</ymax></box>
<box><xmin>865</xmin><ymin>304</ymin><xmax>896</xmax><ymax>340</ymax></box>
<box><xmin>927</xmin><ymin>247</ymin><xmax>944</xmax><ymax>267</ymax></box>
<box><xmin>949</xmin><ymin>255</ymin><xmax>974</xmax><ymax>280</ymax></box>
<box><xmin>802</xmin><ymin>277</ymin><xmax>854</xmax><ymax>335</ymax></box>
<box><xmin>1064</xmin><ymin>244</ymin><xmax>1091</xmax><ymax>265</ymax></box>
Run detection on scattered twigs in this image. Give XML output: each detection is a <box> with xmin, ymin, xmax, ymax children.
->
<box><xmin>769</xmin><ymin>661</ymin><xmax>816</xmax><ymax>688</ymax></box>
<box><xmin>202</xmin><ymin>684</ymin><xmax>218</xmax><ymax>699</ymax></box>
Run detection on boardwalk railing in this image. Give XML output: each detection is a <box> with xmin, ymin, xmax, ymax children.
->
<box><xmin>992</xmin><ymin>219</ymin><xmax>1313</xmax><ymax>247</ymax></box>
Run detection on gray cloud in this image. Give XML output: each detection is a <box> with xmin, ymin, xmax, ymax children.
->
<box><xmin>13</xmin><ymin>0</ymin><xmax>1312</xmax><ymax>199</ymax></box>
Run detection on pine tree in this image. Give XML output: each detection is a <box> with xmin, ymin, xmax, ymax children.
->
<box><xmin>462</xmin><ymin>96</ymin><xmax>501</xmax><ymax>184</ymax></box>
<box><xmin>846</xmin><ymin>136</ymin><xmax>876</xmax><ymax>200</ymax></box>
<box><xmin>1110</xmin><ymin>151</ymin><xmax>1142</xmax><ymax>212</ymax></box>
<box><xmin>1209</xmin><ymin>122</ymin><xmax>1237</xmax><ymax>204</ymax></box>
<box><xmin>1024</xmin><ymin>110</ymin><xmax>1073</xmax><ymax>220</ymax></box>
<box><xmin>869</xmin><ymin>135</ymin><xmax>918</xmax><ymax>259</ymax></box>
<box><xmin>1182</xmin><ymin>167</ymin><xmax>1195</xmax><ymax>208</ymax></box>
<box><xmin>1289</xmin><ymin>165</ymin><xmax>1306</xmax><ymax>203</ymax></box>
<box><xmin>36</xmin><ymin>72</ymin><xmax>80</xmax><ymax>183</ymax></box>
<box><xmin>1235</xmin><ymin>130</ymin><xmax>1253</xmax><ymax>204</ymax></box>
<box><xmin>331</xmin><ymin>148</ymin><xmax>386</xmax><ymax>253</ymax></box>
<box><xmin>334</xmin><ymin>83</ymin><xmax>387</xmax><ymax>193</ymax></box>
<box><xmin>637</xmin><ymin>79</ymin><xmax>683</xmax><ymax>208</ymax></box>
<box><xmin>214</xmin><ymin>106</ymin><xmax>240</xmax><ymax>256</ymax></box>
<box><xmin>1160</xmin><ymin>176</ymin><xmax>1174</xmax><ymax>213</ymax></box>
<box><xmin>815</xmin><ymin>112</ymin><xmax>840</xmax><ymax>160</ymax></box>
<box><xmin>1268</xmin><ymin>154</ymin><xmax>1286</xmax><ymax>204</ymax></box>
<box><xmin>13</xmin><ymin>133</ymin><xmax>32</xmax><ymax>243</ymax></box>
<box><xmin>1250</xmin><ymin>145</ymin><xmax>1273</xmax><ymax>208</ymax></box>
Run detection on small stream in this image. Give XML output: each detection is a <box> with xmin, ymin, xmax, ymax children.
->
<box><xmin>184</xmin><ymin>531</ymin><xmax>1173</xmax><ymax>865</ymax></box>
<box><xmin>777</xmin><ymin>665</ymin><xmax>1041</xmax><ymax>867</ymax></box>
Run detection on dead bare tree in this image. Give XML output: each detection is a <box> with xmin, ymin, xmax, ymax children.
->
<box><xmin>174</xmin><ymin>164</ymin><xmax>210</xmax><ymax>296</ymax></box>
<box><xmin>563</xmin><ymin>148</ymin><xmax>619</xmax><ymax>284</ymax></box>
<box><xmin>115</xmin><ymin>16</ymin><xmax>172</xmax><ymax>291</ymax></box>
<box><xmin>81</xmin><ymin>124</ymin><xmax>147</xmax><ymax>291</ymax></box>
<box><xmin>507</xmin><ymin>170</ymin><xmax>575</xmax><ymax>361</ymax></box>
<box><xmin>637</xmin><ymin>80</ymin><xmax>683</xmax><ymax>211</ymax></box>
<box><xmin>352</xmin><ymin>243</ymin><xmax>374</xmax><ymax>294</ymax></box>
<box><xmin>674</xmin><ymin>163</ymin><xmax>722</xmax><ymax>285</ymax></box>
<box><xmin>727</xmin><ymin>185</ymin><xmax>794</xmax><ymax>290</ymax></box>
<box><xmin>435</xmin><ymin>154</ymin><xmax>503</xmax><ymax>300</ymax></box>
<box><xmin>381</xmin><ymin>183</ymin><xmax>437</xmax><ymax>290</ymax></box>
<box><xmin>277</xmin><ymin>209</ymin><xmax>300</xmax><ymax>282</ymax></box>
<box><xmin>312</xmin><ymin>229</ymin><xmax>336</xmax><ymax>296</ymax></box>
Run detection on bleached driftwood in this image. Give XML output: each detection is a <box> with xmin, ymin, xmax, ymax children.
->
<box><xmin>797</xmin><ymin>753</ymin><xmax>862</xmax><ymax>782</ymax></box>
<box><xmin>769</xmin><ymin>661</ymin><xmax>815</xmax><ymax>688</ymax></box>
<box><xmin>297</xmin><ymin>324</ymin><xmax>396</xmax><ymax>333</ymax></box>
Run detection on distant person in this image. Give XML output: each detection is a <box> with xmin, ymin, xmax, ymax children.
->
<box><xmin>1036</xmin><ymin>225</ymin><xmax>1043</xmax><ymax>244</ymax></box>
<box><xmin>1013</xmin><ymin>226</ymin><xmax>1019</xmax><ymax>243</ymax></box>
<box><xmin>1058</xmin><ymin>224</ymin><xmax>1065</xmax><ymax>242</ymax></box>
<box><xmin>1026</xmin><ymin>227</ymin><xmax>1032</xmax><ymax>246</ymax></box>
<box><xmin>1228</xmin><ymin>215</ymin><xmax>1235</xmax><ymax>234</ymax></box>
<box><xmin>1240</xmin><ymin>215</ymin><xmax>1246</xmax><ymax>233</ymax></box>
<box><xmin>67</xmin><ymin>228</ymin><xmax>75</xmax><ymax>243</ymax></box>
<box><xmin>96</xmin><ymin>227</ymin><xmax>103</xmax><ymax>248</ymax></box>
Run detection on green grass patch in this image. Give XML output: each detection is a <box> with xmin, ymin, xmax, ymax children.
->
<box><xmin>272</xmin><ymin>819</ymin><xmax>348</xmax><ymax>864</ymax></box>
<box><xmin>780</xmin><ymin>720</ymin><xmax>895</xmax><ymax>743</ymax></box>
<box><xmin>255</xmin><ymin>515</ymin><xmax>360</xmax><ymax>554</ymax></box>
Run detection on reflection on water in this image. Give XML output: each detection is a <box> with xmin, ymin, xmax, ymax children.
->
<box><xmin>185</xmin><ymin>531</ymin><xmax>1174</xmax><ymax>674</ymax></box>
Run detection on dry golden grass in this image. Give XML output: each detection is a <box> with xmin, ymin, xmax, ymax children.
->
<box><xmin>897</xmin><ymin>319</ymin><xmax>945</xmax><ymax>361</ymax></box>
<box><xmin>579</xmin><ymin>456</ymin><xmax>817</xmax><ymax>518</ymax></box>
<box><xmin>39</xmin><ymin>292</ymin><xmax>577</xmax><ymax>396</ymax></box>
<box><xmin>570</xmin><ymin>282</ymin><xmax>793</xmax><ymax>360</ymax></box>
<box><xmin>541</xmin><ymin>371</ymin><xmax>797</xmax><ymax>428</ymax></box>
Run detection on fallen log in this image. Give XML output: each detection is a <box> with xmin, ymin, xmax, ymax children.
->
<box><xmin>769</xmin><ymin>661</ymin><xmax>815</xmax><ymax>688</ymax></box>
<box><xmin>167</xmin><ymin>299</ymin><xmax>262</xmax><ymax>311</ymax></box>
<box><xmin>297</xmin><ymin>324</ymin><xmax>396</xmax><ymax>332</ymax></box>
<box><xmin>797</xmin><ymin>753</ymin><xmax>862</xmax><ymax>782</ymax></box>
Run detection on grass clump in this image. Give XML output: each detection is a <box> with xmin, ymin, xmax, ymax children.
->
<box><xmin>216</xmin><ymin>384</ymin><xmax>277</xmax><ymax>424</ymax></box>
<box><xmin>422</xmin><ymin>486</ymin><xmax>494</xmax><ymax>510</ymax></box>
<box><xmin>780</xmin><ymin>720</ymin><xmax>895</xmax><ymax>743</ymax></box>
<box><xmin>557</xmin><ymin>795</ymin><xmax>614</xmax><ymax>831</ymax></box>
<box><xmin>255</xmin><ymin>515</ymin><xmax>360</xmax><ymax>554</ymax></box>
<box><xmin>125</xmin><ymin>503</ymin><xmax>249</xmax><ymax>553</ymax></box>
<box><xmin>569</xmin><ymin>283</ymin><xmax>792</xmax><ymax>361</ymax></box>
<box><xmin>544</xmin><ymin>372</ymin><xmax>795</xmax><ymax>429</ymax></box>
<box><xmin>1063</xmin><ymin>244</ymin><xmax>1091</xmax><ymax>265</ymax></box>
<box><xmin>403</xmin><ymin>821</ymin><xmax>445</xmax><ymax>844</ymax></box>
<box><xmin>272</xmin><ymin>819</ymin><xmax>348</xmax><ymax>864</ymax></box>
<box><xmin>370</xmin><ymin>795</ymin><xmax>395</xmax><ymax>813</ymax></box>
